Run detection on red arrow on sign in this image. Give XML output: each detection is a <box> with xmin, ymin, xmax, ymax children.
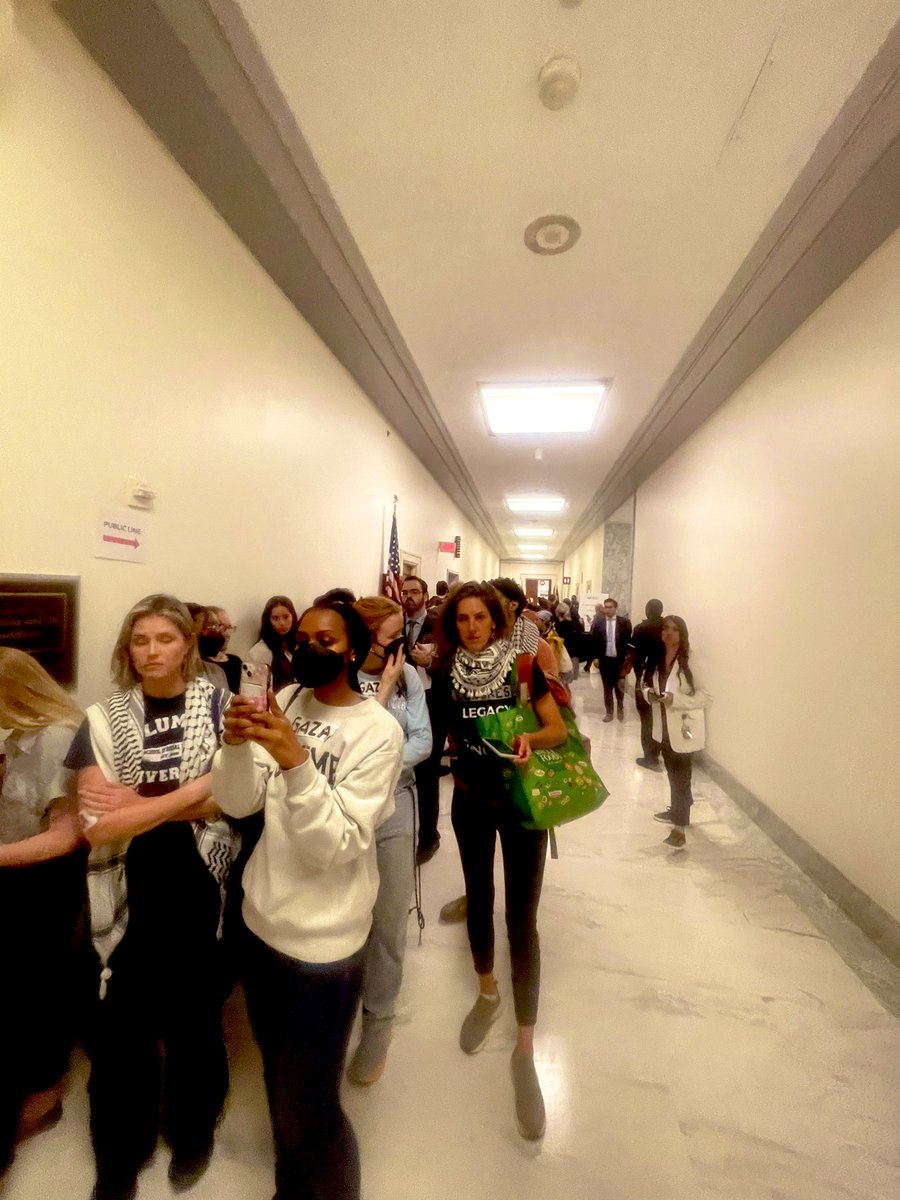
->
<box><xmin>103</xmin><ymin>534</ymin><xmax>140</xmax><ymax>549</ymax></box>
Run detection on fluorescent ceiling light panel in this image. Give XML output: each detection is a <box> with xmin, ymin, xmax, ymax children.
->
<box><xmin>505</xmin><ymin>496</ymin><xmax>566</xmax><ymax>514</ymax></box>
<box><xmin>481</xmin><ymin>382</ymin><xmax>606</xmax><ymax>435</ymax></box>
<box><xmin>513</xmin><ymin>527</ymin><xmax>554</xmax><ymax>538</ymax></box>
<box><xmin>519</xmin><ymin>554</ymin><xmax>547</xmax><ymax>561</ymax></box>
<box><xmin>518</xmin><ymin>545</ymin><xmax>550</xmax><ymax>553</ymax></box>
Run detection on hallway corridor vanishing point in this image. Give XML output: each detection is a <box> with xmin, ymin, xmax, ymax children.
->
<box><xmin>6</xmin><ymin>676</ymin><xmax>899</xmax><ymax>1200</ymax></box>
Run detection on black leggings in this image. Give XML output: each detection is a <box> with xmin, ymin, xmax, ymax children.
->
<box><xmin>451</xmin><ymin>782</ymin><xmax>548</xmax><ymax>1026</ymax></box>
<box><xmin>242</xmin><ymin>931</ymin><xmax>364</xmax><ymax>1200</ymax></box>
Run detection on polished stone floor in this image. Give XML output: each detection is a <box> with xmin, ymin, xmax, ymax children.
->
<box><xmin>6</xmin><ymin>674</ymin><xmax>900</xmax><ymax>1199</ymax></box>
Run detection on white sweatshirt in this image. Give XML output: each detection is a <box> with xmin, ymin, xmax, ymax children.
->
<box><xmin>212</xmin><ymin>687</ymin><xmax>403</xmax><ymax>963</ymax></box>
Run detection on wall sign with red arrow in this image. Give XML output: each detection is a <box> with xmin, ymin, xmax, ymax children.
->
<box><xmin>95</xmin><ymin>508</ymin><xmax>147</xmax><ymax>563</ymax></box>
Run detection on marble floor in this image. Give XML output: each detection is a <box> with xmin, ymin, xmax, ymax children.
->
<box><xmin>5</xmin><ymin>674</ymin><xmax>900</xmax><ymax>1200</ymax></box>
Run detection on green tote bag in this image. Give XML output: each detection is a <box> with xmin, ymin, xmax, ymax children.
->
<box><xmin>475</xmin><ymin>656</ymin><xmax>609</xmax><ymax>831</ymax></box>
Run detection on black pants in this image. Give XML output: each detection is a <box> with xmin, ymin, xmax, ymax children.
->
<box><xmin>451</xmin><ymin>782</ymin><xmax>548</xmax><ymax>1027</ymax></box>
<box><xmin>86</xmin><ymin>933</ymin><xmax>229</xmax><ymax>1188</ymax></box>
<box><xmin>659</xmin><ymin>742</ymin><xmax>693</xmax><ymax>826</ymax></box>
<box><xmin>414</xmin><ymin>686</ymin><xmax>446</xmax><ymax>852</ymax></box>
<box><xmin>634</xmin><ymin>685</ymin><xmax>658</xmax><ymax>760</ymax></box>
<box><xmin>243</xmin><ymin>931</ymin><xmax>364</xmax><ymax>1200</ymax></box>
<box><xmin>598</xmin><ymin>657</ymin><xmax>625</xmax><ymax>715</ymax></box>
<box><xmin>0</xmin><ymin>852</ymin><xmax>86</xmax><ymax>1173</ymax></box>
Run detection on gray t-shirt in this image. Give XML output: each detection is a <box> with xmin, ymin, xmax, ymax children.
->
<box><xmin>0</xmin><ymin>722</ymin><xmax>77</xmax><ymax>844</ymax></box>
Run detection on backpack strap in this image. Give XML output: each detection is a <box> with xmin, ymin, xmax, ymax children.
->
<box><xmin>516</xmin><ymin>653</ymin><xmax>535</xmax><ymax>704</ymax></box>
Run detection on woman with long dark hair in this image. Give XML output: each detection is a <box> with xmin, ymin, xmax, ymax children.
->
<box><xmin>247</xmin><ymin>595</ymin><xmax>298</xmax><ymax>691</ymax></box>
<box><xmin>214</xmin><ymin>599</ymin><xmax>403</xmax><ymax>1200</ymax></box>
<box><xmin>66</xmin><ymin>594</ymin><xmax>237</xmax><ymax>1200</ymax></box>
<box><xmin>0</xmin><ymin>649</ymin><xmax>85</xmax><ymax>1177</ymax></box>
<box><xmin>435</xmin><ymin>581</ymin><xmax>566</xmax><ymax>1141</ymax></box>
<box><xmin>643</xmin><ymin>614</ymin><xmax>712</xmax><ymax>848</ymax></box>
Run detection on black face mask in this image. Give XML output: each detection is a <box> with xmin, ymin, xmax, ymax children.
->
<box><xmin>198</xmin><ymin>634</ymin><xmax>226</xmax><ymax>659</ymax></box>
<box><xmin>374</xmin><ymin>635</ymin><xmax>405</xmax><ymax>664</ymax></box>
<box><xmin>292</xmin><ymin>642</ymin><xmax>347</xmax><ymax>688</ymax></box>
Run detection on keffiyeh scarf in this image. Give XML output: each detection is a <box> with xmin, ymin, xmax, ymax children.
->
<box><xmin>450</xmin><ymin>638</ymin><xmax>516</xmax><ymax>700</ymax></box>
<box><xmin>84</xmin><ymin>677</ymin><xmax>238</xmax><ymax>996</ymax></box>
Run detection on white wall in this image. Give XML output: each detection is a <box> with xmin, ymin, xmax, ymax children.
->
<box><xmin>632</xmin><ymin>227</ymin><xmax>900</xmax><ymax>922</ymax></box>
<box><xmin>0</xmin><ymin>3</ymin><xmax>497</xmax><ymax>704</ymax></box>
<box><xmin>563</xmin><ymin>525</ymin><xmax>605</xmax><ymax>602</ymax></box>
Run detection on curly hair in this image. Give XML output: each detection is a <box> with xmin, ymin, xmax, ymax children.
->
<box><xmin>440</xmin><ymin>581</ymin><xmax>510</xmax><ymax>649</ymax></box>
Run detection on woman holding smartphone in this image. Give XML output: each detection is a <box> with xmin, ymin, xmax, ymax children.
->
<box><xmin>350</xmin><ymin>596</ymin><xmax>432</xmax><ymax>1084</ymax></box>
<box><xmin>247</xmin><ymin>595</ymin><xmax>298</xmax><ymax>691</ymax></box>
<box><xmin>435</xmin><ymin>581</ymin><xmax>566</xmax><ymax>1141</ymax></box>
<box><xmin>213</xmin><ymin>599</ymin><xmax>403</xmax><ymax>1200</ymax></box>
<box><xmin>643</xmin><ymin>614</ymin><xmax>712</xmax><ymax>848</ymax></box>
<box><xmin>0</xmin><ymin>649</ymin><xmax>85</xmax><ymax>1177</ymax></box>
<box><xmin>66</xmin><ymin>594</ymin><xmax>237</xmax><ymax>1200</ymax></box>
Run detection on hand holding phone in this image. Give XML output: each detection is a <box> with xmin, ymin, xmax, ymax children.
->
<box><xmin>239</xmin><ymin>661</ymin><xmax>271</xmax><ymax>712</ymax></box>
<box><xmin>481</xmin><ymin>736</ymin><xmax>518</xmax><ymax>760</ymax></box>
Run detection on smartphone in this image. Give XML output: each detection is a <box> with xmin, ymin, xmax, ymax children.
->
<box><xmin>481</xmin><ymin>736</ymin><xmax>518</xmax><ymax>759</ymax></box>
<box><xmin>239</xmin><ymin>661</ymin><xmax>270</xmax><ymax>711</ymax></box>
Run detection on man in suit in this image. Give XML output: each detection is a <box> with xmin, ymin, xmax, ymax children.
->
<box><xmin>592</xmin><ymin>597</ymin><xmax>632</xmax><ymax>722</ymax></box>
<box><xmin>401</xmin><ymin>576</ymin><xmax>442</xmax><ymax>864</ymax></box>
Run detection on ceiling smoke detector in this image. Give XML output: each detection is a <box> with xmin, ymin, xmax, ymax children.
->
<box><xmin>538</xmin><ymin>55</ymin><xmax>581</xmax><ymax>111</ymax></box>
<box><xmin>524</xmin><ymin>214</ymin><xmax>581</xmax><ymax>256</ymax></box>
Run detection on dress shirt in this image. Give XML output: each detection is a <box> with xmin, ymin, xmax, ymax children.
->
<box><xmin>606</xmin><ymin>617</ymin><xmax>617</xmax><ymax>657</ymax></box>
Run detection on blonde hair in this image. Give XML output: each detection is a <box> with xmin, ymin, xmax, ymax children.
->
<box><xmin>0</xmin><ymin>647</ymin><xmax>83</xmax><ymax>731</ymax></box>
<box><xmin>111</xmin><ymin>594</ymin><xmax>201</xmax><ymax>689</ymax></box>
<box><xmin>353</xmin><ymin>595</ymin><xmax>402</xmax><ymax>635</ymax></box>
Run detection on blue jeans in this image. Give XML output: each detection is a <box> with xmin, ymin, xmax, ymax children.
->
<box><xmin>242</xmin><ymin>932</ymin><xmax>364</xmax><ymax>1200</ymax></box>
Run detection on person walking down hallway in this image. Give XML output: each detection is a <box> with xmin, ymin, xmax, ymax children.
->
<box><xmin>632</xmin><ymin>599</ymin><xmax>665</xmax><ymax>769</ymax></box>
<box><xmin>213</xmin><ymin>600</ymin><xmax>403</xmax><ymax>1200</ymax></box>
<box><xmin>644</xmin><ymin>615</ymin><xmax>712</xmax><ymax>848</ymax></box>
<box><xmin>434</xmin><ymin>582</ymin><xmax>566</xmax><ymax>1141</ymax></box>
<box><xmin>400</xmin><ymin>576</ymin><xmax>442</xmax><ymax>865</ymax></box>
<box><xmin>591</xmin><ymin>598</ymin><xmax>632</xmax><ymax>722</ymax></box>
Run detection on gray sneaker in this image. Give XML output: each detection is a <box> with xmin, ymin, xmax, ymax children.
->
<box><xmin>347</xmin><ymin>1016</ymin><xmax>392</xmax><ymax>1085</ymax></box>
<box><xmin>459</xmin><ymin>993</ymin><xmax>502</xmax><ymax>1054</ymax></box>
<box><xmin>510</xmin><ymin>1051</ymin><xmax>546</xmax><ymax>1140</ymax></box>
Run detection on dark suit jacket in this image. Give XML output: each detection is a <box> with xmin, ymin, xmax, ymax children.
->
<box><xmin>404</xmin><ymin>608</ymin><xmax>438</xmax><ymax>652</ymax></box>
<box><xmin>590</xmin><ymin>614</ymin><xmax>633</xmax><ymax>669</ymax></box>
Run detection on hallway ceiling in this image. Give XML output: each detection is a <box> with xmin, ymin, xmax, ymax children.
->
<box><xmin>230</xmin><ymin>0</ymin><xmax>898</xmax><ymax>559</ymax></box>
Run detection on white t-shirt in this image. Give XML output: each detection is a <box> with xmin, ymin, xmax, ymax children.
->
<box><xmin>212</xmin><ymin>686</ymin><xmax>403</xmax><ymax>963</ymax></box>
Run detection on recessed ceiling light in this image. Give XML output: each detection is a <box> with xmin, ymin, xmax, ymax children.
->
<box><xmin>506</xmin><ymin>495</ymin><xmax>566</xmax><ymax>514</ymax></box>
<box><xmin>513</xmin><ymin>527</ymin><xmax>554</xmax><ymax>538</ymax></box>
<box><xmin>481</xmin><ymin>382</ymin><xmax>606</xmax><ymax>435</ymax></box>
<box><xmin>519</xmin><ymin>554</ymin><xmax>547</xmax><ymax>561</ymax></box>
<box><xmin>518</xmin><ymin>545</ymin><xmax>550</xmax><ymax>553</ymax></box>
<box><xmin>524</xmin><ymin>214</ymin><xmax>581</xmax><ymax>256</ymax></box>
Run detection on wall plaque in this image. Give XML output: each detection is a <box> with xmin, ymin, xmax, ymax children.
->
<box><xmin>0</xmin><ymin>575</ymin><xmax>79</xmax><ymax>686</ymax></box>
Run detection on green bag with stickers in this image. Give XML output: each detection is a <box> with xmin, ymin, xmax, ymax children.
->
<box><xmin>475</xmin><ymin>656</ymin><xmax>608</xmax><ymax>831</ymax></box>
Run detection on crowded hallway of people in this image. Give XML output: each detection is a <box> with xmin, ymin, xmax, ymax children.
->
<box><xmin>2</xmin><ymin>2</ymin><xmax>900</xmax><ymax>1199</ymax></box>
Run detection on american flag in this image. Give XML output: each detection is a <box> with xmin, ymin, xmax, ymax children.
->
<box><xmin>382</xmin><ymin>507</ymin><xmax>401</xmax><ymax>602</ymax></box>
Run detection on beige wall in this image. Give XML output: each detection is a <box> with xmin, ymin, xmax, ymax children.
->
<box><xmin>564</xmin><ymin>525</ymin><xmax>605</xmax><ymax>602</ymax></box>
<box><xmin>632</xmin><ymin>227</ymin><xmax>900</xmax><ymax>921</ymax></box>
<box><xmin>0</xmin><ymin>4</ymin><xmax>497</xmax><ymax>704</ymax></box>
